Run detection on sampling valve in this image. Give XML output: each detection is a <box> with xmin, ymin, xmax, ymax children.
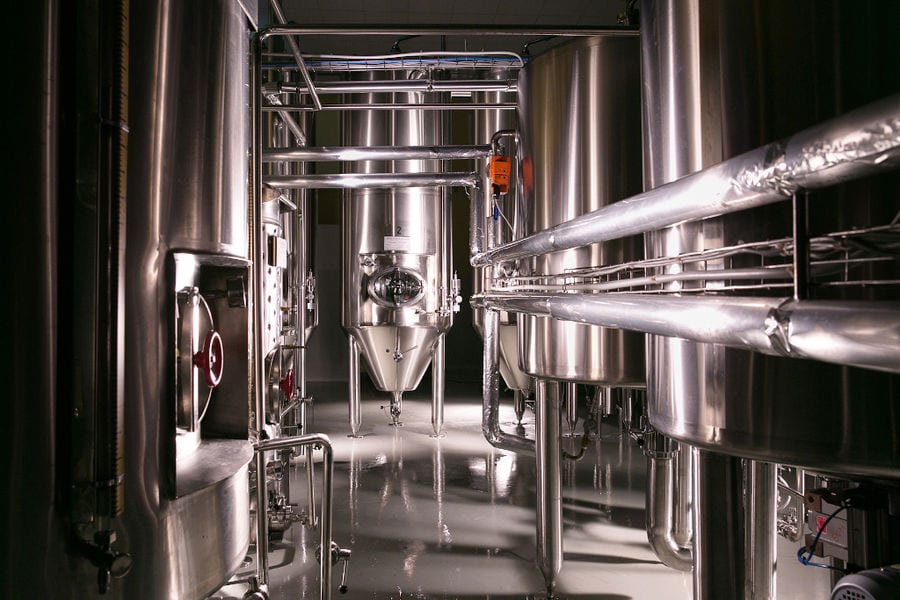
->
<box><xmin>316</xmin><ymin>541</ymin><xmax>353</xmax><ymax>594</ymax></box>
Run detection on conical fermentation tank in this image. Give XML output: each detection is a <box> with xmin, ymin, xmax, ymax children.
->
<box><xmin>516</xmin><ymin>36</ymin><xmax>645</xmax><ymax>386</ymax></box>
<box><xmin>342</xmin><ymin>71</ymin><xmax>455</xmax><ymax>431</ymax></box>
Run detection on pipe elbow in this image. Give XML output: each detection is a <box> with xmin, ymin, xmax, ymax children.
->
<box><xmin>647</xmin><ymin>526</ymin><xmax>693</xmax><ymax>572</ymax></box>
<box><xmin>646</xmin><ymin>455</ymin><xmax>693</xmax><ymax>572</ymax></box>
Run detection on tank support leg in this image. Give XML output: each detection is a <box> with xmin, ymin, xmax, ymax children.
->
<box><xmin>535</xmin><ymin>379</ymin><xmax>563</xmax><ymax>597</ymax></box>
<box><xmin>431</xmin><ymin>335</ymin><xmax>445</xmax><ymax>437</ymax></box>
<box><xmin>348</xmin><ymin>337</ymin><xmax>361</xmax><ymax>437</ymax></box>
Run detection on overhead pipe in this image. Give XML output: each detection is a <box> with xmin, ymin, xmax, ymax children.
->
<box><xmin>268</xmin><ymin>0</ymin><xmax>322</xmax><ymax>111</ymax></box>
<box><xmin>258</xmin><ymin>25</ymin><xmax>639</xmax><ymax>39</ymax></box>
<box><xmin>263</xmin><ymin>103</ymin><xmax>518</xmax><ymax>112</ymax></box>
<box><xmin>262</xmin><ymin>145</ymin><xmax>492</xmax><ymax>162</ymax></box>
<box><xmin>275</xmin><ymin>79</ymin><xmax>517</xmax><ymax>95</ymax></box>
<box><xmin>471</xmin><ymin>93</ymin><xmax>900</xmax><ymax>268</ymax></box>
<box><xmin>482</xmin><ymin>294</ymin><xmax>900</xmax><ymax>375</ymax></box>
<box><xmin>265</xmin><ymin>172</ymin><xmax>480</xmax><ymax>190</ymax></box>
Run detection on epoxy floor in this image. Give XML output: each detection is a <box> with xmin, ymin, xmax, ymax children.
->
<box><xmin>215</xmin><ymin>380</ymin><xmax>694</xmax><ymax>600</ymax></box>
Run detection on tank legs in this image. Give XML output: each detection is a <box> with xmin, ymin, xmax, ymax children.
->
<box><xmin>535</xmin><ymin>379</ymin><xmax>563</xmax><ymax>597</ymax></box>
<box><xmin>431</xmin><ymin>335</ymin><xmax>445</xmax><ymax>437</ymax></box>
<box><xmin>348</xmin><ymin>337</ymin><xmax>361</xmax><ymax>437</ymax></box>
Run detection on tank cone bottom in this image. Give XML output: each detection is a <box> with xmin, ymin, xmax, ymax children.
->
<box><xmin>513</xmin><ymin>389</ymin><xmax>526</xmax><ymax>424</ymax></box>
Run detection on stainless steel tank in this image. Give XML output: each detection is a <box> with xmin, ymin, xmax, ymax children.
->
<box><xmin>517</xmin><ymin>36</ymin><xmax>645</xmax><ymax>385</ymax></box>
<box><xmin>11</xmin><ymin>2</ymin><xmax>252</xmax><ymax>596</ymax></box>
<box><xmin>642</xmin><ymin>0</ymin><xmax>900</xmax><ymax>480</ymax></box>
<box><xmin>120</xmin><ymin>0</ymin><xmax>254</xmax><ymax>598</ymax></box>
<box><xmin>342</xmin><ymin>72</ymin><xmax>455</xmax><ymax>430</ymax></box>
<box><xmin>471</xmin><ymin>69</ymin><xmax>532</xmax><ymax>395</ymax></box>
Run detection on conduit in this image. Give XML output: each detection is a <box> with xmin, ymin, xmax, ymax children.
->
<box><xmin>265</xmin><ymin>172</ymin><xmax>480</xmax><ymax>189</ymax></box>
<box><xmin>472</xmin><ymin>93</ymin><xmax>900</xmax><ymax>267</ymax></box>
<box><xmin>482</xmin><ymin>294</ymin><xmax>900</xmax><ymax>374</ymax></box>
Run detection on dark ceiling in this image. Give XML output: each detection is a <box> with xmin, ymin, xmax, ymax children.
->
<box><xmin>269</xmin><ymin>0</ymin><xmax>628</xmax><ymax>54</ymax></box>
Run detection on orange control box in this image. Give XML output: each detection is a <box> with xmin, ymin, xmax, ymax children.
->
<box><xmin>489</xmin><ymin>156</ymin><xmax>511</xmax><ymax>194</ymax></box>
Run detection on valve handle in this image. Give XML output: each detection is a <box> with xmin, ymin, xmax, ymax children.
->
<box><xmin>193</xmin><ymin>330</ymin><xmax>224</xmax><ymax>388</ymax></box>
<box><xmin>279</xmin><ymin>368</ymin><xmax>294</xmax><ymax>398</ymax></box>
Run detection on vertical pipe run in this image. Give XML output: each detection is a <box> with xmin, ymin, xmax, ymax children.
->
<box><xmin>746</xmin><ymin>461</ymin><xmax>777</xmax><ymax>600</ymax></box>
<box><xmin>255</xmin><ymin>435</ymin><xmax>335</xmax><ymax>599</ymax></box>
<box><xmin>693</xmin><ymin>448</ymin><xmax>745</xmax><ymax>599</ymax></box>
<box><xmin>673</xmin><ymin>442</ymin><xmax>694</xmax><ymax>549</ymax></box>
<box><xmin>481</xmin><ymin>306</ymin><xmax>533</xmax><ymax>452</ymax></box>
<box><xmin>251</xmin><ymin>31</ymin><xmax>269</xmax><ymax>586</ymax></box>
<box><xmin>646</xmin><ymin>438</ymin><xmax>693</xmax><ymax>572</ymax></box>
<box><xmin>431</xmin><ymin>335</ymin><xmax>445</xmax><ymax>436</ymax></box>
<box><xmin>348</xmin><ymin>337</ymin><xmax>361</xmax><ymax>436</ymax></box>
<box><xmin>535</xmin><ymin>379</ymin><xmax>563</xmax><ymax>595</ymax></box>
<box><xmin>255</xmin><ymin>448</ymin><xmax>269</xmax><ymax>586</ymax></box>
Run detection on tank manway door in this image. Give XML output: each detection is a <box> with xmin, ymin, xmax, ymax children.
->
<box><xmin>369</xmin><ymin>267</ymin><xmax>425</xmax><ymax>308</ymax></box>
<box><xmin>171</xmin><ymin>252</ymin><xmax>252</xmax><ymax>497</ymax></box>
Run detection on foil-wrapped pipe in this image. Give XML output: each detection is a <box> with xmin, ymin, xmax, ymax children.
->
<box><xmin>471</xmin><ymin>93</ymin><xmax>900</xmax><ymax>268</ymax></box>
<box><xmin>483</xmin><ymin>294</ymin><xmax>900</xmax><ymax>375</ymax></box>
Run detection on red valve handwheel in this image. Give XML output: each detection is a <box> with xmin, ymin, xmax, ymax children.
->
<box><xmin>193</xmin><ymin>330</ymin><xmax>224</xmax><ymax>388</ymax></box>
<box><xmin>279</xmin><ymin>369</ymin><xmax>294</xmax><ymax>398</ymax></box>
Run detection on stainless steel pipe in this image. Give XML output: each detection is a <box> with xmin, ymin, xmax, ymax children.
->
<box><xmin>255</xmin><ymin>434</ymin><xmax>335</xmax><ymax>600</ymax></box>
<box><xmin>263</xmin><ymin>103</ymin><xmax>518</xmax><ymax>112</ymax></box>
<box><xmin>673</xmin><ymin>443</ymin><xmax>693</xmax><ymax>549</ymax></box>
<box><xmin>482</xmin><ymin>294</ymin><xmax>900</xmax><ymax>375</ymax></box>
<box><xmin>693</xmin><ymin>449</ymin><xmax>745</xmax><ymax>599</ymax></box>
<box><xmin>266</xmin><ymin>172</ymin><xmax>479</xmax><ymax>189</ymax></box>
<box><xmin>535</xmin><ymin>379</ymin><xmax>563</xmax><ymax>595</ymax></box>
<box><xmin>646</xmin><ymin>438</ymin><xmax>693</xmax><ymax>572</ymax></box>
<box><xmin>481</xmin><ymin>307</ymin><xmax>534</xmax><ymax>453</ymax></box>
<box><xmin>471</xmin><ymin>93</ymin><xmax>900</xmax><ymax>268</ymax></box>
<box><xmin>258</xmin><ymin>25</ymin><xmax>639</xmax><ymax>39</ymax></box>
<box><xmin>268</xmin><ymin>0</ymin><xmax>322</xmax><ymax>111</ymax></box>
<box><xmin>278</xmin><ymin>80</ymin><xmax>516</xmax><ymax>94</ymax></box>
<box><xmin>263</xmin><ymin>145</ymin><xmax>492</xmax><ymax>162</ymax></box>
<box><xmin>745</xmin><ymin>461</ymin><xmax>777</xmax><ymax>600</ymax></box>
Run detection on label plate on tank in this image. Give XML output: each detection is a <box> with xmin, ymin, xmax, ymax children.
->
<box><xmin>383</xmin><ymin>236</ymin><xmax>411</xmax><ymax>252</ymax></box>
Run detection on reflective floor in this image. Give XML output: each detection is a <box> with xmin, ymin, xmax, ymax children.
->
<box><xmin>213</xmin><ymin>381</ymin><xmax>827</xmax><ymax>600</ymax></box>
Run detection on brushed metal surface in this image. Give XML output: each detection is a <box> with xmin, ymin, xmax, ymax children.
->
<box><xmin>471</xmin><ymin>69</ymin><xmax>531</xmax><ymax>393</ymax></box>
<box><xmin>122</xmin><ymin>0</ymin><xmax>253</xmax><ymax>597</ymax></box>
<box><xmin>641</xmin><ymin>0</ymin><xmax>900</xmax><ymax>478</ymax></box>
<box><xmin>516</xmin><ymin>36</ymin><xmax>645</xmax><ymax>385</ymax></box>
<box><xmin>341</xmin><ymin>71</ymin><xmax>453</xmax><ymax>395</ymax></box>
